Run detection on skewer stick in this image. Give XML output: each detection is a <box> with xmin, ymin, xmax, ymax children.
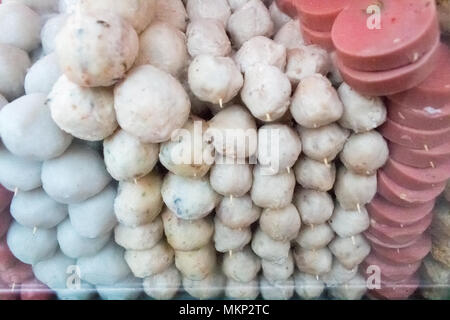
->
<box><xmin>265</xmin><ymin>113</ymin><xmax>271</xmax><ymax>122</ymax></box>
<box><xmin>11</xmin><ymin>283</ymin><xmax>15</xmax><ymax>292</ymax></box>
<box><xmin>286</xmin><ymin>167</ymin><xmax>290</xmax><ymax>174</ymax></box>
<box><xmin>229</xmin><ymin>194</ymin><xmax>233</xmax><ymax>205</ymax></box>
<box><xmin>219</xmin><ymin>99</ymin><xmax>223</xmax><ymax>109</ymax></box>
<box><xmin>430</xmin><ymin>161</ymin><xmax>435</xmax><ymax>168</ymax></box>
<box><xmin>33</xmin><ymin>227</ymin><xmax>37</xmax><ymax>235</ymax></box>
<box><xmin>351</xmin><ymin>236</ymin><xmax>356</xmax><ymax>246</ymax></box>
<box><xmin>14</xmin><ymin>187</ymin><xmax>18</xmax><ymax>197</ymax></box>
<box><xmin>229</xmin><ymin>250</ymin><xmax>233</xmax><ymax>257</ymax></box>
<box><xmin>356</xmin><ymin>203</ymin><xmax>361</xmax><ymax>214</ymax></box>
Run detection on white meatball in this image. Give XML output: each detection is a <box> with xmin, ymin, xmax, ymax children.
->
<box><xmin>295</xmin><ymin>224</ymin><xmax>334</xmax><ymax>250</ymax></box>
<box><xmin>294</xmin><ymin>271</ymin><xmax>325</xmax><ymax>299</ymax></box>
<box><xmin>269</xmin><ymin>1</ymin><xmax>291</xmax><ymax>32</ymax></box>
<box><xmin>183</xmin><ymin>269</ymin><xmax>226</xmax><ymax>299</ymax></box>
<box><xmin>79</xmin><ymin>0</ymin><xmax>156</xmax><ymax>34</ymax></box>
<box><xmin>225</xmin><ymin>278</ymin><xmax>259</xmax><ymax>300</ymax></box>
<box><xmin>285</xmin><ymin>45</ymin><xmax>331</xmax><ymax>85</ymax></box>
<box><xmin>0</xmin><ymin>144</ymin><xmax>42</xmax><ymax>192</ymax></box>
<box><xmin>154</xmin><ymin>0</ymin><xmax>187</xmax><ymax>31</ymax></box>
<box><xmin>97</xmin><ymin>275</ymin><xmax>142</xmax><ymax>300</ymax></box>
<box><xmin>42</xmin><ymin>144</ymin><xmax>111</xmax><ymax>204</ymax></box>
<box><xmin>210</xmin><ymin>163</ymin><xmax>252</xmax><ymax>197</ymax></box>
<box><xmin>0</xmin><ymin>93</ymin><xmax>72</xmax><ymax>161</ymax></box>
<box><xmin>11</xmin><ymin>188</ymin><xmax>68</xmax><ymax>229</ymax></box>
<box><xmin>274</xmin><ymin>19</ymin><xmax>304</xmax><ymax>50</ymax></box>
<box><xmin>159</xmin><ymin>117</ymin><xmax>214</xmax><ymax>178</ymax></box>
<box><xmin>334</xmin><ymin>167</ymin><xmax>377</xmax><ymax>210</ymax></box>
<box><xmin>260</xmin><ymin>204</ymin><xmax>301</xmax><ymax>242</ymax></box>
<box><xmin>104</xmin><ymin>130</ymin><xmax>159</xmax><ymax>181</ymax></box>
<box><xmin>294</xmin><ymin>157</ymin><xmax>336</xmax><ymax>192</ymax></box>
<box><xmin>251</xmin><ymin>227</ymin><xmax>290</xmax><ymax>262</ymax></box>
<box><xmin>329</xmin><ymin>274</ymin><xmax>367</xmax><ymax>300</ymax></box>
<box><xmin>114</xmin><ymin>65</ymin><xmax>190</xmax><ymax>143</ymax></box>
<box><xmin>187</xmin><ymin>19</ymin><xmax>231</xmax><ymax>57</ymax></box>
<box><xmin>340</xmin><ymin>131</ymin><xmax>389</xmax><ymax>176</ymax></box>
<box><xmin>58</xmin><ymin>0</ymin><xmax>77</xmax><ymax>14</ymax></box>
<box><xmin>330</xmin><ymin>204</ymin><xmax>370</xmax><ymax>238</ymax></box>
<box><xmin>136</xmin><ymin>21</ymin><xmax>188</xmax><ymax>77</ymax></box>
<box><xmin>175</xmin><ymin>244</ymin><xmax>217</xmax><ymax>280</ymax></box>
<box><xmin>48</xmin><ymin>75</ymin><xmax>117</xmax><ymax>141</ymax></box>
<box><xmin>290</xmin><ymin>74</ymin><xmax>344</xmax><ymax>128</ymax></box>
<box><xmin>68</xmin><ymin>184</ymin><xmax>117</xmax><ymax>238</ymax></box>
<box><xmin>328</xmin><ymin>235</ymin><xmax>371</xmax><ymax>269</ymax></box>
<box><xmin>162</xmin><ymin>208</ymin><xmax>214</xmax><ymax>251</ymax></box>
<box><xmin>114</xmin><ymin>172</ymin><xmax>163</xmax><ymax>227</ymax></box>
<box><xmin>260</xmin><ymin>276</ymin><xmax>294</xmax><ymax>300</ymax></box>
<box><xmin>222</xmin><ymin>246</ymin><xmax>261</xmax><ymax>282</ymax></box>
<box><xmin>7</xmin><ymin>221</ymin><xmax>57</xmax><ymax>265</ymax></box>
<box><xmin>115</xmin><ymin>217</ymin><xmax>163</xmax><ymax>251</ymax></box>
<box><xmin>0</xmin><ymin>44</ymin><xmax>31</xmax><ymax>101</ymax></box>
<box><xmin>214</xmin><ymin>216</ymin><xmax>252</xmax><ymax>253</ymax></box>
<box><xmin>297</xmin><ymin>124</ymin><xmax>350</xmax><ymax>162</ymax></box>
<box><xmin>0</xmin><ymin>3</ymin><xmax>41</xmax><ymax>52</ymax></box>
<box><xmin>241</xmin><ymin>64</ymin><xmax>291</xmax><ymax>122</ymax></box>
<box><xmin>251</xmin><ymin>165</ymin><xmax>296</xmax><ymax>209</ymax></box>
<box><xmin>125</xmin><ymin>240</ymin><xmax>174</xmax><ymax>278</ymax></box>
<box><xmin>143</xmin><ymin>265</ymin><xmax>181</xmax><ymax>300</ymax></box>
<box><xmin>186</xmin><ymin>0</ymin><xmax>231</xmax><ymax>26</ymax></box>
<box><xmin>293</xmin><ymin>189</ymin><xmax>334</xmax><ymax>225</ymax></box>
<box><xmin>321</xmin><ymin>260</ymin><xmax>358</xmax><ymax>287</ymax></box>
<box><xmin>262</xmin><ymin>251</ymin><xmax>294</xmax><ymax>282</ymax></box>
<box><xmin>25</xmin><ymin>53</ymin><xmax>61</xmax><ymax>95</ymax></box>
<box><xmin>338</xmin><ymin>83</ymin><xmax>387</xmax><ymax>133</ymax></box>
<box><xmin>206</xmin><ymin>105</ymin><xmax>257</xmax><ymax>159</ymax></box>
<box><xmin>3</xmin><ymin>0</ymin><xmax>59</xmax><ymax>14</ymax></box>
<box><xmin>227</xmin><ymin>0</ymin><xmax>274</xmax><ymax>47</ymax></box>
<box><xmin>216</xmin><ymin>195</ymin><xmax>261</xmax><ymax>229</ymax></box>
<box><xmin>293</xmin><ymin>246</ymin><xmax>332</xmax><ymax>276</ymax></box>
<box><xmin>234</xmin><ymin>36</ymin><xmax>286</xmax><ymax>73</ymax></box>
<box><xmin>41</xmin><ymin>14</ymin><xmax>68</xmax><ymax>54</ymax></box>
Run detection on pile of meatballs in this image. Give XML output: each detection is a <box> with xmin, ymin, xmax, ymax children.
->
<box><xmin>0</xmin><ymin>0</ymin><xmax>397</xmax><ymax>300</ymax></box>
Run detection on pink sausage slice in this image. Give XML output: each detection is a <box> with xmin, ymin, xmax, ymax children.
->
<box><xmin>377</xmin><ymin>170</ymin><xmax>446</xmax><ymax>207</ymax></box>
<box><xmin>367</xmin><ymin>195</ymin><xmax>435</xmax><ymax>227</ymax></box>
<box><xmin>364</xmin><ymin>230</ymin><xmax>420</xmax><ymax>249</ymax></box>
<box><xmin>296</xmin><ymin>0</ymin><xmax>351</xmax><ymax>32</ymax></box>
<box><xmin>362</xmin><ymin>253</ymin><xmax>421</xmax><ymax>282</ymax></box>
<box><xmin>301</xmin><ymin>23</ymin><xmax>334</xmax><ymax>51</ymax></box>
<box><xmin>369</xmin><ymin>274</ymin><xmax>419</xmax><ymax>300</ymax></box>
<box><xmin>388</xmin><ymin>141</ymin><xmax>450</xmax><ymax>169</ymax></box>
<box><xmin>332</xmin><ymin>0</ymin><xmax>439</xmax><ymax>71</ymax></box>
<box><xmin>383</xmin><ymin>158</ymin><xmax>450</xmax><ymax>190</ymax></box>
<box><xmin>335</xmin><ymin>38</ymin><xmax>440</xmax><ymax>96</ymax></box>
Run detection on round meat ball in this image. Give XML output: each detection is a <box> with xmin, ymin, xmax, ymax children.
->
<box><xmin>340</xmin><ymin>131</ymin><xmax>389</xmax><ymax>176</ymax></box>
<box><xmin>262</xmin><ymin>251</ymin><xmax>294</xmax><ymax>282</ymax></box>
<box><xmin>285</xmin><ymin>45</ymin><xmax>331</xmax><ymax>85</ymax></box>
<box><xmin>42</xmin><ymin>144</ymin><xmax>111</xmax><ymax>204</ymax></box>
<box><xmin>0</xmin><ymin>3</ymin><xmax>41</xmax><ymax>52</ymax></box>
<box><xmin>294</xmin><ymin>157</ymin><xmax>336</xmax><ymax>192</ymax></box>
<box><xmin>222</xmin><ymin>246</ymin><xmax>261</xmax><ymax>283</ymax></box>
<box><xmin>295</xmin><ymin>224</ymin><xmax>334</xmax><ymax>250</ymax></box>
<box><xmin>329</xmin><ymin>274</ymin><xmax>367</xmax><ymax>300</ymax></box>
<box><xmin>104</xmin><ymin>129</ymin><xmax>159</xmax><ymax>181</ymax></box>
<box><xmin>334</xmin><ymin>166</ymin><xmax>377</xmax><ymax>210</ymax></box>
<box><xmin>269</xmin><ymin>1</ymin><xmax>291</xmax><ymax>32</ymax></box>
<box><xmin>294</xmin><ymin>271</ymin><xmax>325</xmax><ymax>300</ymax></box>
<box><xmin>0</xmin><ymin>93</ymin><xmax>72</xmax><ymax>161</ymax></box>
<box><xmin>328</xmin><ymin>235</ymin><xmax>371</xmax><ymax>269</ymax></box>
<box><xmin>330</xmin><ymin>204</ymin><xmax>370</xmax><ymax>238</ymax></box>
<box><xmin>97</xmin><ymin>275</ymin><xmax>142</xmax><ymax>300</ymax></box>
<box><xmin>260</xmin><ymin>204</ymin><xmax>301</xmax><ymax>242</ymax></box>
<box><xmin>225</xmin><ymin>278</ymin><xmax>259</xmax><ymax>300</ymax></box>
<box><xmin>258</xmin><ymin>124</ymin><xmax>302</xmax><ymax>174</ymax></box>
<box><xmin>175</xmin><ymin>243</ymin><xmax>217</xmax><ymax>280</ymax></box>
<box><xmin>290</xmin><ymin>74</ymin><xmax>344</xmax><ymax>128</ymax></box>
<box><xmin>11</xmin><ymin>188</ymin><xmax>68</xmax><ymax>229</ymax></box>
<box><xmin>234</xmin><ymin>36</ymin><xmax>286</xmax><ymax>73</ymax></box>
<box><xmin>260</xmin><ymin>275</ymin><xmax>294</xmax><ymax>300</ymax></box>
<box><xmin>159</xmin><ymin>117</ymin><xmax>214</xmax><ymax>178</ymax></box>
<box><xmin>338</xmin><ymin>83</ymin><xmax>387</xmax><ymax>133</ymax></box>
<box><xmin>182</xmin><ymin>269</ymin><xmax>225</xmax><ymax>299</ymax></box>
<box><xmin>227</xmin><ymin>0</ymin><xmax>274</xmax><ymax>47</ymax></box>
<box><xmin>186</xmin><ymin>0</ymin><xmax>231</xmax><ymax>26</ymax></box>
<box><xmin>241</xmin><ymin>63</ymin><xmax>291</xmax><ymax>122</ymax></box>
<box><xmin>162</xmin><ymin>208</ymin><xmax>214</xmax><ymax>251</ymax></box>
<box><xmin>114</xmin><ymin>217</ymin><xmax>163</xmax><ymax>251</ymax></box>
<box><xmin>125</xmin><ymin>240</ymin><xmax>174</xmax><ymax>278</ymax></box>
<box><xmin>297</xmin><ymin>124</ymin><xmax>350</xmax><ymax>163</ymax></box>
<box><xmin>214</xmin><ymin>217</ymin><xmax>252</xmax><ymax>253</ymax></box>
<box><xmin>68</xmin><ymin>184</ymin><xmax>117</xmax><ymax>239</ymax></box>
<box><xmin>7</xmin><ymin>221</ymin><xmax>57</xmax><ymax>265</ymax></box>
<box><xmin>210</xmin><ymin>162</ymin><xmax>252</xmax><ymax>197</ymax></box>
<box><xmin>114</xmin><ymin>171</ymin><xmax>163</xmax><ymax>227</ymax></box>
<box><xmin>24</xmin><ymin>53</ymin><xmax>62</xmax><ymax>95</ymax></box>
<box><xmin>251</xmin><ymin>227</ymin><xmax>290</xmax><ymax>262</ymax></box>
<box><xmin>56</xmin><ymin>11</ymin><xmax>138</xmax><ymax>87</ymax></box>
<box><xmin>32</xmin><ymin>250</ymin><xmax>75</xmax><ymax>291</ymax></box>
<box><xmin>216</xmin><ymin>195</ymin><xmax>261</xmax><ymax>229</ymax></box>
<box><xmin>48</xmin><ymin>75</ymin><xmax>117</xmax><ymax>141</ymax></box>
<box><xmin>321</xmin><ymin>260</ymin><xmax>358</xmax><ymax>287</ymax></box>
<box><xmin>3</xmin><ymin>0</ymin><xmax>58</xmax><ymax>14</ymax></box>
<box><xmin>154</xmin><ymin>0</ymin><xmax>187</xmax><ymax>31</ymax></box>
<box><xmin>143</xmin><ymin>265</ymin><xmax>181</xmax><ymax>300</ymax></box>
<box><xmin>186</xmin><ymin>19</ymin><xmax>231</xmax><ymax>57</ymax></box>
<box><xmin>57</xmin><ymin>219</ymin><xmax>110</xmax><ymax>259</ymax></box>
<box><xmin>274</xmin><ymin>19</ymin><xmax>304</xmax><ymax>50</ymax></box>
<box><xmin>115</xmin><ymin>65</ymin><xmax>190</xmax><ymax>143</ymax></box>
<box><xmin>41</xmin><ymin>14</ymin><xmax>68</xmax><ymax>54</ymax></box>
<box><xmin>136</xmin><ymin>21</ymin><xmax>188</xmax><ymax>77</ymax></box>
<box><xmin>206</xmin><ymin>105</ymin><xmax>257</xmax><ymax>159</ymax></box>
<box><xmin>0</xmin><ymin>144</ymin><xmax>42</xmax><ymax>192</ymax></box>
<box><xmin>293</xmin><ymin>246</ymin><xmax>332</xmax><ymax>276</ymax></box>
<box><xmin>0</xmin><ymin>44</ymin><xmax>31</xmax><ymax>101</ymax></box>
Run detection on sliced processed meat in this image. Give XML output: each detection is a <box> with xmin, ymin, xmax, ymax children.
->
<box><xmin>362</xmin><ymin>253</ymin><xmax>421</xmax><ymax>282</ymax></box>
<box><xmin>301</xmin><ymin>23</ymin><xmax>334</xmax><ymax>51</ymax></box>
<box><xmin>388</xmin><ymin>141</ymin><xmax>450</xmax><ymax>169</ymax></box>
<box><xmin>296</xmin><ymin>0</ymin><xmax>350</xmax><ymax>32</ymax></box>
<box><xmin>368</xmin><ymin>274</ymin><xmax>419</xmax><ymax>300</ymax></box>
